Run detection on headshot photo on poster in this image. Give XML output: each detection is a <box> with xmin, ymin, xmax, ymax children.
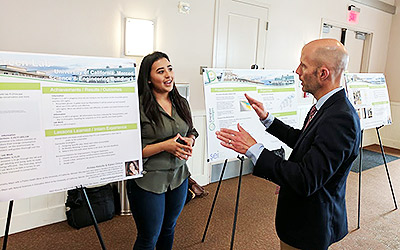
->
<box><xmin>125</xmin><ymin>160</ymin><xmax>140</xmax><ymax>176</ymax></box>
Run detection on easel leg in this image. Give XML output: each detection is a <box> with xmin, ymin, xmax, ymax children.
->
<box><xmin>80</xmin><ymin>187</ymin><xmax>107</xmax><ymax>250</ymax></box>
<box><xmin>202</xmin><ymin>159</ymin><xmax>228</xmax><ymax>242</ymax></box>
<box><xmin>230</xmin><ymin>156</ymin><xmax>244</xmax><ymax>250</ymax></box>
<box><xmin>357</xmin><ymin>130</ymin><xmax>364</xmax><ymax>229</ymax></box>
<box><xmin>2</xmin><ymin>200</ymin><xmax>14</xmax><ymax>250</ymax></box>
<box><xmin>376</xmin><ymin>127</ymin><xmax>398</xmax><ymax>210</ymax></box>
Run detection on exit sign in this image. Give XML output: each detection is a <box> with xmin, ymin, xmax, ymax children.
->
<box><xmin>348</xmin><ymin>10</ymin><xmax>360</xmax><ymax>24</ymax></box>
<box><xmin>347</xmin><ymin>5</ymin><xmax>360</xmax><ymax>24</ymax></box>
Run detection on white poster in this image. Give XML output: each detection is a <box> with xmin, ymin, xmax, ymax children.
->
<box><xmin>0</xmin><ymin>51</ymin><xmax>142</xmax><ymax>202</ymax></box>
<box><xmin>345</xmin><ymin>73</ymin><xmax>392</xmax><ymax>130</ymax></box>
<box><xmin>203</xmin><ymin>69</ymin><xmax>300</xmax><ymax>162</ymax></box>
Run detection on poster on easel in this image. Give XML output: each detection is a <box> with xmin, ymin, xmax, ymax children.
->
<box><xmin>0</xmin><ymin>51</ymin><xmax>142</xmax><ymax>202</ymax></box>
<box><xmin>344</xmin><ymin>73</ymin><xmax>392</xmax><ymax>130</ymax></box>
<box><xmin>203</xmin><ymin>69</ymin><xmax>300</xmax><ymax>162</ymax></box>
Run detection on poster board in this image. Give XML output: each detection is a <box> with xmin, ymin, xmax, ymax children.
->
<box><xmin>344</xmin><ymin>73</ymin><xmax>392</xmax><ymax>130</ymax></box>
<box><xmin>203</xmin><ymin>69</ymin><xmax>301</xmax><ymax>162</ymax></box>
<box><xmin>0</xmin><ymin>51</ymin><xmax>142</xmax><ymax>202</ymax></box>
<box><xmin>203</xmin><ymin>70</ymin><xmax>393</xmax><ymax>164</ymax></box>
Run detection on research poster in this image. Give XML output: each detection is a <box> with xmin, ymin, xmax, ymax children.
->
<box><xmin>203</xmin><ymin>69</ymin><xmax>300</xmax><ymax>162</ymax></box>
<box><xmin>0</xmin><ymin>51</ymin><xmax>142</xmax><ymax>202</ymax></box>
<box><xmin>344</xmin><ymin>73</ymin><xmax>392</xmax><ymax>130</ymax></box>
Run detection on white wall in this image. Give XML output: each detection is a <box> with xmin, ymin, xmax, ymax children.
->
<box><xmin>259</xmin><ymin>0</ymin><xmax>394</xmax><ymax>146</ymax></box>
<box><xmin>0</xmin><ymin>0</ymin><xmax>215</xmax><ymax>111</ymax></box>
<box><xmin>380</xmin><ymin>102</ymin><xmax>400</xmax><ymax>148</ymax></box>
<box><xmin>380</xmin><ymin>0</ymin><xmax>400</xmax><ymax>148</ymax></box>
<box><xmin>385</xmin><ymin>0</ymin><xmax>400</xmax><ymax>102</ymax></box>
<box><xmin>0</xmin><ymin>0</ymin><xmax>395</xmax><ymax>111</ymax></box>
<box><xmin>0</xmin><ymin>0</ymin><xmax>398</xmax><ymax>234</ymax></box>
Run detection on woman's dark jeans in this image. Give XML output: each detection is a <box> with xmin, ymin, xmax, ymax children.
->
<box><xmin>126</xmin><ymin>178</ymin><xmax>188</xmax><ymax>250</ymax></box>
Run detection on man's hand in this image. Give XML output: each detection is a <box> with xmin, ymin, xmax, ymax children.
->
<box><xmin>216</xmin><ymin>123</ymin><xmax>257</xmax><ymax>154</ymax></box>
<box><xmin>245</xmin><ymin>93</ymin><xmax>268</xmax><ymax>120</ymax></box>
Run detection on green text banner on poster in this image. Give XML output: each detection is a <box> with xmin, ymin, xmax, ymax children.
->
<box><xmin>0</xmin><ymin>51</ymin><xmax>142</xmax><ymax>202</ymax></box>
<box><xmin>203</xmin><ymin>69</ymin><xmax>301</xmax><ymax>162</ymax></box>
<box><xmin>344</xmin><ymin>73</ymin><xmax>392</xmax><ymax>130</ymax></box>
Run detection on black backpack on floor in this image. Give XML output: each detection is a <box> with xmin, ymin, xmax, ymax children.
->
<box><xmin>65</xmin><ymin>184</ymin><xmax>115</xmax><ymax>229</ymax></box>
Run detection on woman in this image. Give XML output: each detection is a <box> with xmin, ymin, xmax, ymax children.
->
<box><xmin>127</xmin><ymin>51</ymin><xmax>198</xmax><ymax>250</ymax></box>
<box><xmin>126</xmin><ymin>161</ymin><xmax>139</xmax><ymax>176</ymax></box>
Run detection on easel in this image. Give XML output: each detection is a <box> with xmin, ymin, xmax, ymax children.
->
<box><xmin>202</xmin><ymin>156</ymin><xmax>245</xmax><ymax>250</ymax></box>
<box><xmin>1</xmin><ymin>186</ymin><xmax>107</xmax><ymax>250</ymax></box>
<box><xmin>1</xmin><ymin>201</ymin><xmax>13</xmax><ymax>250</ymax></box>
<box><xmin>357</xmin><ymin>126</ymin><xmax>398</xmax><ymax>229</ymax></box>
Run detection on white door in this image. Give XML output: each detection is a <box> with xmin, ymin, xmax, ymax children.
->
<box><xmin>321</xmin><ymin>24</ymin><xmax>343</xmax><ymax>40</ymax></box>
<box><xmin>321</xmin><ymin>23</ymin><xmax>369</xmax><ymax>73</ymax></box>
<box><xmin>200</xmin><ymin>0</ymin><xmax>269</xmax><ymax>183</ymax></box>
<box><xmin>344</xmin><ymin>31</ymin><xmax>366</xmax><ymax>73</ymax></box>
<box><xmin>213</xmin><ymin>0</ymin><xmax>269</xmax><ymax>69</ymax></box>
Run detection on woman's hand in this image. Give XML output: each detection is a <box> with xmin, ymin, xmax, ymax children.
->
<box><xmin>181</xmin><ymin>136</ymin><xmax>195</xmax><ymax>147</ymax></box>
<box><xmin>163</xmin><ymin>133</ymin><xmax>193</xmax><ymax>160</ymax></box>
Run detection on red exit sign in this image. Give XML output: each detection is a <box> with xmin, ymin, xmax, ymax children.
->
<box><xmin>348</xmin><ymin>10</ymin><xmax>360</xmax><ymax>24</ymax></box>
<box><xmin>348</xmin><ymin>5</ymin><xmax>360</xmax><ymax>24</ymax></box>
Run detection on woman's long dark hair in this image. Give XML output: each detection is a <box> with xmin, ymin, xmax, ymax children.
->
<box><xmin>138</xmin><ymin>51</ymin><xmax>193</xmax><ymax>129</ymax></box>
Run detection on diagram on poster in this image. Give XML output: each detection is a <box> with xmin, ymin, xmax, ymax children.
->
<box><xmin>345</xmin><ymin>73</ymin><xmax>392</xmax><ymax>130</ymax></box>
<box><xmin>203</xmin><ymin>69</ymin><xmax>300</xmax><ymax>162</ymax></box>
<box><xmin>0</xmin><ymin>51</ymin><xmax>142</xmax><ymax>202</ymax></box>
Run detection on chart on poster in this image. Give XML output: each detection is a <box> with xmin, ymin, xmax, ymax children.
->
<box><xmin>344</xmin><ymin>73</ymin><xmax>392</xmax><ymax>130</ymax></box>
<box><xmin>203</xmin><ymin>69</ymin><xmax>302</xmax><ymax>162</ymax></box>
<box><xmin>0</xmin><ymin>51</ymin><xmax>142</xmax><ymax>202</ymax></box>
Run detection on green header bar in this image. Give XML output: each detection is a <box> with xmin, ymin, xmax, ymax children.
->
<box><xmin>45</xmin><ymin>123</ymin><xmax>137</xmax><ymax>137</ymax></box>
<box><xmin>211</xmin><ymin>87</ymin><xmax>256</xmax><ymax>93</ymax></box>
<box><xmin>372</xmin><ymin>101</ymin><xmax>389</xmax><ymax>105</ymax></box>
<box><xmin>42</xmin><ymin>87</ymin><xmax>135</xmax><ymax>94</ymax></box>
<box><xmin>349</xmin><ymin>84</ymin><xmax>369</xmax><ymax>88</ymax></box>
<box><xmin>272</xmin><ymin>111</ymin><xmax>297</xmax><ymax>117</ymax></box>
<box><xmin>0</xmin><ymin>82</ymin><xmax>40</xmax><ymax>90</ymax></box>
<box><xmin>258</xmin><ymin>88</ymin><xmax>295</xmax><ymax>93</ymax></box>
<box><xmin>370</xmin><ymin>85</ymin><xmax>386</xmax><ymax>89</ymax></box>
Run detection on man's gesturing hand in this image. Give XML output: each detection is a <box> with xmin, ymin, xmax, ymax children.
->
<box><xmin>245</xmin><ymin>93</ymin><xmax>268</xmax><ymax>120</ymax></box>
<box><xmin>216</xmin><ymin>123</ymin><xmax>257</xmax><ymax>154</ymax></box>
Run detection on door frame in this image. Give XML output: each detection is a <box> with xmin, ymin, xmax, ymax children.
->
<box><xmin>320</xmin><ymin>18</ymin><xmax>373</xmax><ymax>73</ymax></box>
<box><xmin>212</xmin><ymin>0</ymin><xmax>270</xmax><ymax>68</ymax></box>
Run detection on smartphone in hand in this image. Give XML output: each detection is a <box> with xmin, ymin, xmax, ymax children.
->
<box><xmin>176</xmin><ymin>138</ymin><xmax>187</xmax><ymax>145</ymax></box>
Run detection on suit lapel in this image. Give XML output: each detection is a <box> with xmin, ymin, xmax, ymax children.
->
<box><xmin>292</xmin><ymin>89</ymin><xmax>347</xmax><ymax>151</ymax></box>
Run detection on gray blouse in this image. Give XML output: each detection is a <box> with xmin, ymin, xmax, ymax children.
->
<box><xmin>135</xmin><ymin>97</ymin><xmax>199</xmax><ymax>194</ymax></box>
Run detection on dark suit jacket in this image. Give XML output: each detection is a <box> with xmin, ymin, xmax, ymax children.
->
<box><xmin>253</xmin><ymin>89</ymin><xmax>361</xmax><ymax>250</ymax></box>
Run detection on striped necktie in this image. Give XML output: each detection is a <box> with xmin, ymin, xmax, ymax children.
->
<box><xmin>304</xmin><ymin>104</ymin><xmax>317</xmax><ymax>129</ymax></box>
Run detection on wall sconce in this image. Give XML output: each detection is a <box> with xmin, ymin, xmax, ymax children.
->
<box><xmin>125</xmin><ymin>18</ymin><xmax>154</xmax><ymax>56</ymax></box>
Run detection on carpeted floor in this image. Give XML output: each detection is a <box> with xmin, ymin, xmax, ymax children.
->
<box><xmin>1</xmin><ymin>145</ymin><xmax>400</xmax><ymax>250</ymax></box>
<box><xmin>351</xmin><ymin>149</ymin><xmax>400</xmax><ymax>173</ymax></box>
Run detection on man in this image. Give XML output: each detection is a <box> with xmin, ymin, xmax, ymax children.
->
<box><xmin>216</xmin><ymin>39</ymin><xmax>361</xmax><ymax>250</ymax></box>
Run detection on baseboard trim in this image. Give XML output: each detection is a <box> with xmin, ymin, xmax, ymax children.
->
<box><xmin>0</xmin><ymin>205</ymin><xmax>66</xmax><ymax>237</ymax></box>
<box><xmin>390</xmin><ymin>101</ymin><xmax>400</xmax><ymax>107</ymax></box>
<box><xmin>377</xmin><ymin>138</ymin><xmax>400</xmax><ymax>149</ymax></box>
<box><xmin>210</xmin><ymin>158</ymin><xmax>254</xmax><ymax>183</ymax></box>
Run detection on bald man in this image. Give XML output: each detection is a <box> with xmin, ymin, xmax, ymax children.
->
<box><xmin>216</xmin><ymin>39</ymin><xmax>361</xmax><ymax>250</ymax></box>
